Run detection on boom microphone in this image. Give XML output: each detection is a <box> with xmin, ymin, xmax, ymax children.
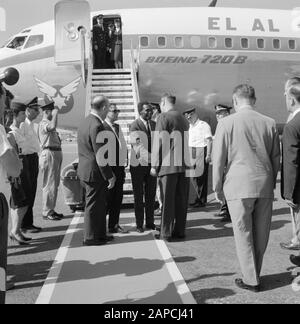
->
<box><xmin>0</xmin><ymin>67</ymin><xmax>20</xmax><ymax>86</ymax></box>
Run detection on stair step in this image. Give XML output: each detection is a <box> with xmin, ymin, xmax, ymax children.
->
<box><xmin>91</xmin><ymin>91</ymin><xmax>133</xmax><ymax>98</ymax></box>
<box><xmin>93</xmin><ymin>80</ymin><xmax>133</xmax><ymax>85</ymax></box>
<box><xmin>91</xmin><ymin>85</ymin><xmax>133</xmax><ymax>91</ymax></box>
<box><xmin>108</xmin><ymin>98</ymin><xmax>135</xmax><ymax>104</ymax></box>
<box><xmin>93</xmin><ymin>69</ymin><xmax>131</xmax><ymax>73</ymax></box>
<box><xmin>92</xmin><ymin>75</ymin><xmax>132</xmax><ymax>80</ymax></box>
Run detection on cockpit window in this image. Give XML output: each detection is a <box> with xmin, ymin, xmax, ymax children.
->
<box><xmin>6</xmin><ymin>36</ymin><xmax>27</xmax><ymax>50</ymax></box>
<box><xmin>24</xmin><ymin>35</ymin><xmax>44</xmax><ymax>49</ymax></box>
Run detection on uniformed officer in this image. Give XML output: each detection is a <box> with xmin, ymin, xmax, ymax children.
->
<box><xmin>93</xmin><ymin>14</ymin><xmax>107</xmax><ymax>69</ymax></box>
<box><xmin>20</xmin><ymin>97</ymin><xmax>42</xmax><ymax>233</ymax></box>
<box><xmin>38</xmin><ymin>102</ymin><xmax>63</xmax><ymax>221</ymax></box>
<box><xmin>214</xmin><ymin>104</ymin><xmax>232</xmax><ymax>222</ymax></box>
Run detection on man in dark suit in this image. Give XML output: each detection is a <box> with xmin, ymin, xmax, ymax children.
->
<box><xmin>77</xmin><ymin>96</ymin><xmax>116</xmax><ymax>246</ymax></box>
<box><xmin>93</xmin><ymin>15</ymin><xmax>107</xmax><ymax>69</ymax></box>
<box><xmin>103</xmin><ymin>104</ymin><xmax>129</xmax><ymax>234</ymax></box>
<box><xmin>151</xmin><ymin>94</ymin><xmax>190</xmax><ymax>241</ymax></box>
<box><xmin>129</xmin><ymin>102</ymin><xmax>157</xmax><ymax>233</ymax></box>
<box><xmin>281</xmin><ymin>81</ymin><xmax>300</xmax><ymax>260</ymax></box>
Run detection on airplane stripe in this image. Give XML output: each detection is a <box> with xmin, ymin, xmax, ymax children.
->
<box><xmin>0</xmin><ymin>45</ymin><xmax>54</xmax><ymax>68</ymax></box>
<box><xmin>1</xmin><ymin>33</ymin><xmax>298</xmax><ymax>69</ymax></box>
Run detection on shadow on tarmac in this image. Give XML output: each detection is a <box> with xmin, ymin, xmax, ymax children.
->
<box><xmin>193</xmin><ymin>287</ymin><xmax>236</xmax><ymax>304</ymax></box>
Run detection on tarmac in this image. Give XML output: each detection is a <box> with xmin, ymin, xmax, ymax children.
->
<box><xmin>3</xmin><ymin>143</ymin><xmax>300</xmax><ymax>304</ymax></box>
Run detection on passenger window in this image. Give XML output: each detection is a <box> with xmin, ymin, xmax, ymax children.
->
<box><xmin>140</xmin><ymin>36</ymin><xmax>149</xmax><ymax>47</ymax></box>
<box><xmin>158</xmin><ymin>36</ymin><xmax>166</xmax><ymax>47</ymax></box>
<box><xmin>273</xmin><ymin>39</ymin><xmax>280</xmax><ymax>49</ymax></box>
<box><xmin>257</xmin><ymin>38</ymin><xmax>265</xmax><ymax>49</ymax></box>
<box><xmin>190</xmin><ymin>36</ymin><xmax>201</xmax><ymax>48</ymax></box>
<box><xmin>6</xmin><ymin>36</ymin><xmax>27</xmax><ymax>50</ymax></box>
<box><xmin>24</xmin><ymin>35</ymin><xmax>44</xmax><ymax>49</ymax></box>
<box><xmin>208</xmin><ymin>37</ymin><xmax>217</xmax><ymax>48</ymax></box>
<box><xmin>289</xmin><ymin>39</ymin><xmax>296</xmax><ymax>50</ymax></box>
<box><xmin>174</xmin><ymin>36</ymin><xmax>184</xmax><ymax>48</ymax></box>
<box><xmin>225</xmin><ymin>38</ymin><xmax>233</xmax><ymax>48</ymax></box>
<box><xmin>241</xmin><ymin>38</ymin><xmax>249</xmax><ymax>49</ymax></box>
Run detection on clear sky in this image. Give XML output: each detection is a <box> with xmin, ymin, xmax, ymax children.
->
<box><xmin>0</xmin><ymin>0</ymin><xmax>300</xmax><ymax>44</ymax></box>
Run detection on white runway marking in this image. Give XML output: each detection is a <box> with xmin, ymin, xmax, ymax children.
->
<box><xmin>35</xmin><ymin>213</ymin><xmax>82</xmax><ymax>304</ymax></box>
<box><xmin>35</xmin><ymin>210</ymin><xmax>196</xmax><ymax>304</ymax></box>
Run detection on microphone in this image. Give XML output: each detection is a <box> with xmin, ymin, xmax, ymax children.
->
<box><xmin>0</xmin><ymin>67</ymin><xmax>20</xmax><ymax>86</ymax></box>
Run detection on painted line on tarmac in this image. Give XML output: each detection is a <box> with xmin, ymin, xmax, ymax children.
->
<box><xmin>35</xmin><ymin>212</ymin><xmax>82</xmax><ymax>304</ymax></box>
<box><xmin>152</xmin><ymin>234</ymin><xmax>197</xmax><ymax>304</ymax></box>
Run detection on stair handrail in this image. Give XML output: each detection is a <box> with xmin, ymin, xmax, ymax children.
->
<box><xmin>130</xmin><ymin>40</ymin><xmax>140</xmax><ymax>119</ymax></box>
<box><xmin>82</xmin><ymin>28</ymin><xmax>93</xmax><ymax>117</ymax></box>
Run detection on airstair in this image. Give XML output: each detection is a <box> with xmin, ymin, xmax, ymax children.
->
<box><xmin>91</xmin><ymin>68</ymin><xmax>139</xmax><ymax>203</ymax></box>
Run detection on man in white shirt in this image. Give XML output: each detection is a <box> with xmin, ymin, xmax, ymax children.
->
<box><xmin>184</xmin><ymin>108</ymin><xmax>213</xmax><ymax>208</ymax></box>
<box><xmin>20</xmin><ymin>97</ymin><xmax>42</xmax><ymax>233</ymax></box>
<box><xmin>0</xmin><ymin>96</ymin><xmax>22</xmax><ymax>304</ymax></box>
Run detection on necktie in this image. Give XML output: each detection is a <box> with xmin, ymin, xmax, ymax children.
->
<box><xmin>146</xmin><ymin>122</ymin><xmax>151</xmax><ymax>137</ymax></box>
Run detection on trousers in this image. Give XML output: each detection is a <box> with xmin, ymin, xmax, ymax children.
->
<box><xmin>0</xmin><ymin>193</ymin><xmax>8</xmax><ymax>304</ymax></box>
<box><xmin>40</xmin><ymin>150</ymin><xmax>62</xmax><ymax>216</ymax></box>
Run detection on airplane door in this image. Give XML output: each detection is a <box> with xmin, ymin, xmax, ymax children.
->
<box><xmin>54</xmin><ymin>0</ymin><xmax>91</xmax><ymax>65</ymax></box>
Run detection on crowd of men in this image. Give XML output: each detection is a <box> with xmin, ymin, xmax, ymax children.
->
<box><xmin>1</xmin><ymin>77</ymin><xmax>300</xmax><ymax>303</ymax></box>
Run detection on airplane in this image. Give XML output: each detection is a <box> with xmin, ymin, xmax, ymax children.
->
<box><xmin>0</xmin><ymin>2</ymin><xmax>300</xmax><ymax>134</ymax></box>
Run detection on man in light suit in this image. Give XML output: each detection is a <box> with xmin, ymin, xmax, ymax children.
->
<box><xmin>151</xmin><ymin>94</ymin><xmax>190</xmax><ymax>241</ymax></box>
<box><xmin>130</xmin><ymin>102</ymin><xmax>157</xmax><ymax>232</ymax></box>
<box><xmin>213</xmin><ymin>84</ymin><xmax>280</xmax><ymax>292</ymax></box>
<box><xmin>77</xmin><ymin>96</ymin><xmax>116</xmax><ymax>246</ymax></box>
<box><xmin>280</xmin><ymin>81</ymin><xmax>300</xmax><ymax>266</ymax></box>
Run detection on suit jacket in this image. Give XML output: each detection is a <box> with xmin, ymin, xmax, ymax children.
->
<box><xmin>281</xmin><ymin>112</ymin><xmax>300</xmax><ymax>203</ymax></box>
<box><xmin>77</xmin><ymin>114</ymin><xmax>113</xmax><ymax>183</ymax></box>
<box><xmin>93</xmin><ymin>25</ymin><xmax>106</xmax><ymax>49</ymax></box>
<box><xmin>129</xmin><ymin>118</ymin><xmax>156</xmax><ymax>167</ymax></box>
<box><xmin>102</xmin><ymin>120</ymin><xmax>128</xmax><ymax>168</ymax></box>
<box><xmin>213</xmin><ymin>106</ymin><xmax>280</xmax><ymax>200</ymax></box>
<box><xmin>152</xmin><ymin>109</ymin><xmax>190</xmax><ymax>177</ymax></box>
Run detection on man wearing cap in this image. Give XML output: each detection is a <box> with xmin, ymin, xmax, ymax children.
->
<box><xmin>20</xmin><ymin>97</ymin><xmax>42</xmax><ymax>233</ymax></box>
<box><xmin>103</xmin><ymin>103</ymin><xmax>129</xmax><ymax>234</ymax></box>
<box><xmin>184</xmin><ymin>107</ymin><xmax>213</xmax><ymax>208</ymax></box>
<box><xmin>214</xmin><ymin>104</ymin><xmax>232</xmax><ymax>223</ymax></box>
<box><xmin>93</xmin><ymin>15</ymin><xmax>107</xmax><ymax>69</ymax></box>
<box><xmin>38</xmin><ymin>102</ymin><xmax>63</xmax><ymax>221</ymax></box>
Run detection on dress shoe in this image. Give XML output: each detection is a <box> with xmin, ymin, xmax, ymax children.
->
<box><xmin>105</xmin><ymin>235</ymin><xmax>114</xmax><ymax>241</ymax></box>
<box><xmin>43</xmin><ymin>213</ymin><xmax>61</xmax><ymax>221</ymax></box>
<box><xmin>235</xmin><ymin>278</ymin><xmax>260</xmax><ymax>292</ymax></box>
<box><xmin>20</xmin><ymin>233</ymin><xmax>32</xmax><ymax>242</ymax></box>
<box><xmin>9</xmin><ymin>233</ymin><xmax>30</xmax><ymax>246</ymax></box>
<box><xmin>280</xmin><ymin>242</ymin><xmax>300</xmax><ymax>251</ymax></box>
<box><xmin>136</xmin><ymin>227</ymin><xmax>144</xmax><ymax>233</ymax></box>
<box><xmin>83</xmin><ymin>239</ymin><xmax>107</xmax><ymax>246</ymax></box>
<box><xmin>290</xmin><ymin>254</ymin><xmax>300</xmax><ymax>267</ymax></box>
<box><xmin>53</xmin><ymin>212</ymin><xmax>64</xmax><ymax>219</ymax></box>
<box><xmin>21</xmin><ymin>225</ymin><xmax>42</xmax><ymax>233</ymax></box>
<box><xmin>109</xmin><ymin>225</ymin><xmax>129</xmax><ymax>234</ymax></box>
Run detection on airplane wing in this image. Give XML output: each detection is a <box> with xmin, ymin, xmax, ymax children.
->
<box><xmin>60</xmin><ymin>77</ymin><xmax>81</xmax><ymax>101</ymax></box>
<box><xmin>34</xmin><ymin>77</ymin><xmax>57</xmax><ymax>100</ymax></box>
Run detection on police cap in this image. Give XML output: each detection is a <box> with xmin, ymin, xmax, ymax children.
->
<box><xmin>183</xmin><ymin>108</ymin><xmax>196</xmax><ymax>116</ymax></box>
<box><xmin>41</xmin><ymin>102</ymin><xmax>55</xmax><ymax>111</ymax></box>
<box><xmin>97</xmin><ymin>14</ymin><xmax>104</xmax><ymax>20</ymax></box>
<box><xmin>11</xmin><ymin>102</ymin><xmax>27</xmax><ymax>114</ymax></box>
<box><xmin>215</xmin><ymin>104</ymin><xmax>232</xmax><ymax>114</ymax></box>
<box><xmin>26</xmin><ymin>96</ymin><xmax>40</xmax><ymax>109</ymax></box>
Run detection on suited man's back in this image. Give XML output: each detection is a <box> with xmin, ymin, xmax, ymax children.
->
<box><xmin>77</xmin><ymin>114</ymin><xmax>112</xmax><ymax>183</ymax></box>
<box><xmin>214</xmin><ymin>107</ymin><xmax>280</xmax><ymax>200</ymax></box>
